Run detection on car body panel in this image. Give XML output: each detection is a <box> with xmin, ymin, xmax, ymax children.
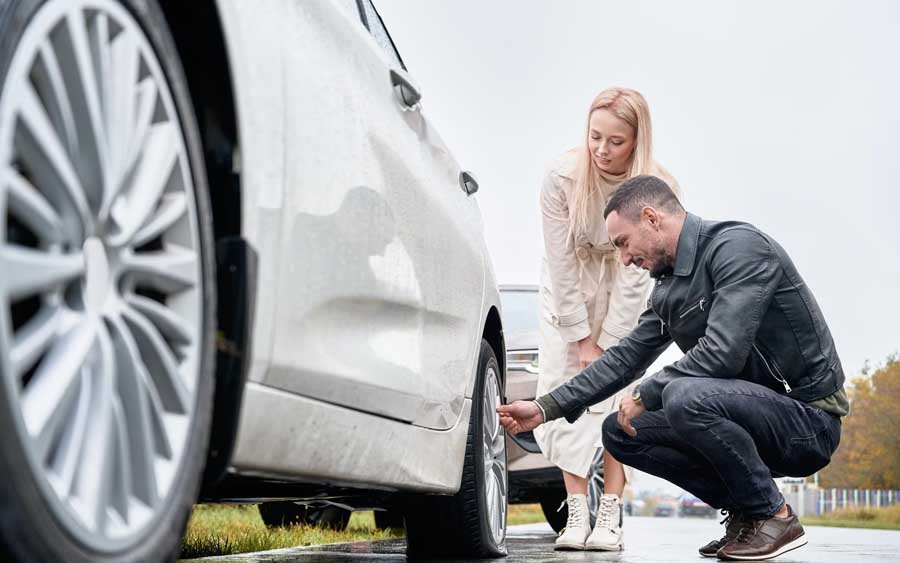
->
<box><xmin>213</xmin><ymin>0</ymin><xmax>500</xmax><ymax>490</ymax></box>
<box><xmin>229</xmin><ymin>382</ymin><xmax>470</xmax><ymax>493</ymax></box>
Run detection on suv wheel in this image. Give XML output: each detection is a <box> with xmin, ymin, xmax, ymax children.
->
<box><xmin>404</xmin><ymin>339</ymin><xmax>508</xmax><ymax>558</ymax></box>
<box><xmin>0</xmin><ymin>1</ymin><xmax>216</xmax><ymax>561</ymax></box>
<box><xmin>373</xmin><ymin>509</ymin><xmax>404</xmax><ymax>530</ymax></box>
<box><xmin>258</xmin><ymin>502</ymin><xmax>351</xmax><ymax>531</ymax></box>
<box><xmin>586</xmin><ymin>447</ymin><xmax>606</xmax><ymax>527</ymax></box>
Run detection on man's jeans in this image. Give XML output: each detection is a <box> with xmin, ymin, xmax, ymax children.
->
<box><xmin>602</xmin><ymin>378</ymin><xmax>842</xmax><ymax>518</ymax></box>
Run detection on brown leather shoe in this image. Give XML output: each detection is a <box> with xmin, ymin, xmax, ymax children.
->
<box><xmin>716</xmin><ymin>504</ymin><xmax>807</xmax><ymax>561</ymax></box>
<box><xmin>698</xmin><ymin>511</ymin><xmax>749</xmax><ymax>558</ymax></box>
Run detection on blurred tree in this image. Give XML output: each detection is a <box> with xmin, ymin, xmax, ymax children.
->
<box><xmin>818</xmin><ymin>355</ymin><xmax>900</xmax><ymax>489</ymax></box>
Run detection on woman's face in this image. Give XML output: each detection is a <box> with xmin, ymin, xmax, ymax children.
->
<box><xmin>588</xmin><ymin>108</ymin><xmax>636</xmax><ymax>175</ymax></box>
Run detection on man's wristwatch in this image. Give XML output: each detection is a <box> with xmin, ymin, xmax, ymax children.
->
<box><xmin>631</xmin><ymin>384</ymin><xmax>642</xmax><ymax>405</ymax></box>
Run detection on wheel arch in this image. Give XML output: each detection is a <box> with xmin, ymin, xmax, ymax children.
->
<box><xmin>154</xmin><ymin>0</ymin><xmax>254</xmax><ymax>490</ymax></box>
<box><xmin>482</xmin><ymin>306</ymin><xmax>506</xmax><ymax>395</ymax></box>
<box><xmin>156</xmin><ymin>0</ymin><xmax>241</xmax><ymax>242</ymax></box>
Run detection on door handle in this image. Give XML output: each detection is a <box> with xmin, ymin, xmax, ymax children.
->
<box><xmin>459</xmin><ymin>170</ymin><xmax>479</xmax><ymax>196</ymax></box>
<box><xmin>389</xmin><ymin>69</ymin><xmax>421</xmax><ymax>110</ymax></box>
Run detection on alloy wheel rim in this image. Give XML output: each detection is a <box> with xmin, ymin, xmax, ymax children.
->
<box><xmin>586</xmin><ymin>447</ymin><xmax>606</xmax><ymax>526</ymax></box>
<box><xmin>0</xmin><ymin>0</ymin><xmax>203</xmax><ymax>550</ymax></box>
<box><xmin>482</xmin><ymin>365</ymin><xmax>507</xmax><ymax>545</ymax></box>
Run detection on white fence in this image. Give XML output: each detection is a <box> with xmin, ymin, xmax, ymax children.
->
<box><xmin>779</xmin><ymin>486</ymin><xmax>899</xmax><ymax>516</ymax></box>
<box><xmin>815</xmin><ymin>488</ymin><xmax>900</xmax><ymax>515</ymax></box>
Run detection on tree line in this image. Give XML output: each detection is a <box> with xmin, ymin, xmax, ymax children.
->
<box><xmin>818</xmin><ymin>354</ymin><xmax>900</xmax><ymax>489</ymax></box>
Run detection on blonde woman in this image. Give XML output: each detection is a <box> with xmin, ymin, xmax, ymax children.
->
<box><xmin>535</xmin><ymin>87</ymin><xmax>680</xmax><ymax>551</ymax></box>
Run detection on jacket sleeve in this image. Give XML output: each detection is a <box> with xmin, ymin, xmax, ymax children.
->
<box><xmin>540</xmin><ymin>166</ymin><xmax>590</xmax><ymax>343</ymax></box>
<box><xmin>547</xmin><ymin>307</ymin><xmax>673</xmax><ymax>423</ymax></box>
<box><xmin>638</xmin><ymin>228</ymin><xmax>783</xmax><ymax>411</ymax></box>
<box><xmin>597</xmin><ymin>262</ymin><xmax>652</xmax><ymax>351</ymax></box>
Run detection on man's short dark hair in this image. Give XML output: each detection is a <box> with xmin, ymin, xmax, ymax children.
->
<box><xmin>603</xmin><ymin>175</ymin><xmax>684</xmax><ymax>220</ymax></box>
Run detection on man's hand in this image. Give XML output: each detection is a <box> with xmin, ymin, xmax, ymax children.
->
<box><xmin>497</xmin><ymin>400</ymin><xmax>544</xmax><ymax>435</ymax></box>
<box><xmin>617</xmin><ymin>395</ymin><xmax>646</xmax><ymax>437</ymax></box>
<box><xmin>577</xmin><ymin>337</ymin><xmax>604</xmax><ymax>370</ymax></box>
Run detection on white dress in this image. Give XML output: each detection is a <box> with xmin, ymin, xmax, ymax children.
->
<box><xmin>534</xmin><ymin>150</ymin><xmax>681</xmax><ymax>477</ymax></box>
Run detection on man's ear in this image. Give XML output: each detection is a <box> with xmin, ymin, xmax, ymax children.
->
<box><xmin>641</xmin><ymin>206</ymin><xmax>660</xmax><ymax>229</ymax></box>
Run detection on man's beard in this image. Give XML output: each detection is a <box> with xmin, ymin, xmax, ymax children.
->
<box><xmin>648</xmin><ymin>245</ymin><xmax>675</xmax><ymax>279</ymax></box>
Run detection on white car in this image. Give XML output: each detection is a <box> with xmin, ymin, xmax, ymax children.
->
<box><xmin>0</xmin><ymin>0</ymin><xmax>507</xmax><ymax>561</ymax></box>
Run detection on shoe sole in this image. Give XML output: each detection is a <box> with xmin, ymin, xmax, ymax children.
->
<box><xmin>699</xmin><ymin>552</ymin><xmax>718</xmax><ymax>558</ymax></box>
<box><xmin>717</xmin><ymin>534</ymin><xmax>808</xmax><ymax>561</ymax></box>
<box><xmin>584</xmin><ymin>544</ymin><xmax>624</xmax><ymax>551</ymax></box>
<box><xmin>554</xmin><ymin>544</ymin><xmax>585</xmax><ymax>551</ymax></box>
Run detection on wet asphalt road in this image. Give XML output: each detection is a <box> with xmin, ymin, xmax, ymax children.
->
<box><xmin>181</xmin><ymin>516</ymin><xmax>900</xmax><ymax>562</ymax></box>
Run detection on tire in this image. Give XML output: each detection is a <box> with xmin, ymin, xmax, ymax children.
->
<box><xmin>0</xmin><ymin>1</ymin><xmax>217</xmax><ymax>562</ymax></box>
<box><xmin>586</xmin><ymin>447</ymin><xmax>606</xmax><ymax>528</ymax></box>
<box><xmin>404</xmin><ymin>339</ymin><xmax>508</xmax><ymax>559</ymax></box>
<box><xmin>258</xmin><ymin>502</ymin><xmax>351</xmax><ymax>531</ymax></box>
<box><xmin>538</xmin><ymin>489</ymin><xmax>568</xmax><ymax>534</ymax></box>
<box><xmin>373</xmin><ymin>509</ymin><xmax>404</xmax><ymax>530</ymax></box>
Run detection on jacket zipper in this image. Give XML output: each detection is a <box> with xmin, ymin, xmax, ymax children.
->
<box><xmin>678</xmin><ymin>297</ymin><xmax>707</xmax><ymax>319</ymax></box>
<box><xmin>753</xmin><ymin>344</ymin><xmax>792</xmax><ymax>393</ymax></box>
<box><xmin>651</xmin><ymin>278</ymin><xmax>668</xmax><ymax>335</ymax></box>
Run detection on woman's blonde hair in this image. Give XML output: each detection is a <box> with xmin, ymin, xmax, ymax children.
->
<box><xmin>570</xmin><ymin>87</ymin><xmax>654</xmax><ymax>237</ymax></box>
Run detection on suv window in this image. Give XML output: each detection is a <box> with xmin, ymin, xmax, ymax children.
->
<box><xmin>358</xmin><ymin>0</ymin><xmax>405</xmax><ymax>69</ymax></box>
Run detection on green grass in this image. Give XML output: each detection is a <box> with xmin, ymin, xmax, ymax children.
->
<box><xmin>508</xmin><ymin>503</ymin><xmax>546</xmax><ymax>526</ymax></box>
<box><xmin>178</xmin><ymin>505</ymin><xmax>403</xmax><ymax>560</ymax></box>
<box><xmin>804</xmin><ymin>504</ymin><xmax>900</xmax><ymax>531</ymax></box>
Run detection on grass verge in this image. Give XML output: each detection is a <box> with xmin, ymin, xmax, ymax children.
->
<box><xmin>180</xmin><ymin>503</ymin><xmax>550</xmax><ymax>559</ymax></box>
<box><xmin>508</xmin><ymin>503</ymin><xmax>546</xmax><ymax>526</ymax></box>
<box><xmin>804</xmin><ymin>504</ymin><xmax>900</xmax><ymax>531</ymax></box>
<box><xmin>179</xmin><ymin>505</ymin><xmax>403</xmax><ymax>560</ymax></box>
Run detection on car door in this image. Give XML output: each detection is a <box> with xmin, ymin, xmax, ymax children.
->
<box><xmin>357</xmin><ymin>0</ymin><xmax>487</xmax><ymax>429</ymax></box>
<box><xmin>261</xmin><ymin>0</ymin><xmax>484</xmax><ymax>430</ymax></box>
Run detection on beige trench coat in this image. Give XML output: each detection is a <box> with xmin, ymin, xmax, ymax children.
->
<box><xmin>533</xmin><ymin>150</ymin><xmax>681</xmax><ymax>477</ymax></box>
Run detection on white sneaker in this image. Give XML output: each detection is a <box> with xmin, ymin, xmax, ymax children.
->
<box><xmin>555</xmin><ymin>494</ymin><xmax>590</xmax><ymax>550</ymax></box>
<box><xmin>585</xmin><ymin>493</ymin><xmax>625</xmax><ymax>551</ymax></box>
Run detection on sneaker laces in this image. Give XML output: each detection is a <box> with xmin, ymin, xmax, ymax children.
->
<box><xmin>560</xmin><ymin>496</ymin><xmax>585</xmax><ymax>531</ymax></box>
<box><xmin>596</xmin><ymin>496</ymin><xmax>617</xmax><ymax>530</ymax></box>
<box><xmin>717</xmin><ymin>509</ymin><xmax>744</xmax><ymax>544</ymax></box>
<box><xmin>719</xmin><ymin>509</ymin><xmax>732</xmax><ymax>527</ymax></box>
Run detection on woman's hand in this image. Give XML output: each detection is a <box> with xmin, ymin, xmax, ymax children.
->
<box><xmin>497</xmin><ymin>401</ymin><xmax>544</xmax><ymax>435</ymax></box>
<box><xmin>577</xmin><ymin>337</ymin><xmax>604</xmax><ymax>370</ymax></box>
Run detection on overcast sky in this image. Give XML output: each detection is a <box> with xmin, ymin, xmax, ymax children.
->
<box><xmin>377</xmin><ymin>0</ymin><xmax>900</xmax><ymax>383</ymax></box>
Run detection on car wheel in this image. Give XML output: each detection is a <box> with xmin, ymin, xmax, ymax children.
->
<box><xmin>0</xmin><ymin>1</ymin><xmax>216</xmax><ymax>562</ymax></box>
<box><xmin>373</xmin><ymin>509</ymin><xmax>404</xmax><ymax>530</ymax></box>
<box><xmin>538</xmin><ymin>489</ymin><xmax>568</xmax><ymax>533</ymax></box>
<box><xmin>258</xmin><ymin>502</ymin><xmax>351</xmax><ymax>531</ymax></box>
<box><xmin>404</xmin><ymin>339</ymin><xmax>508</xmax><ymax>558</ymax></box>
<box><xmin>586</xmin><ymin>447</ymin><xmax>606</xmax><ymax>528</ymax></box>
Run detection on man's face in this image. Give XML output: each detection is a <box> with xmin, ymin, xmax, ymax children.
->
<box><xmin>607</xmin><ymin>209</ymin><xmax>674</xmax><ymax>278</ymax></box>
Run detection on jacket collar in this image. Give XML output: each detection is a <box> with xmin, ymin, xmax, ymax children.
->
<box><xmin>673</xmin><ymin>213</ymin><xmax>702</xmax><ymax>277</ymax></box>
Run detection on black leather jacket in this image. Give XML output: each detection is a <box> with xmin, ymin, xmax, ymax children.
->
<box><xmin>548</xmin><ymin>213</ymin><xmax>845</xmax><ymax>422</ymax></box>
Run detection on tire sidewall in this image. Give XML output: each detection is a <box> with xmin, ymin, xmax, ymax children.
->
<box><xmin>0</xmin><ymin>1</ymin><xmax>216</xmax><ymax>561</ymax></box>
<box><xmin>539</xmin><ymin>489</ymin><xmax>568</xmax><ymax>534</ymax></box>
<box><xmin>472</xmin><ymin>340</ymin><xmax>507</xmax><ymax>554</ymax></box>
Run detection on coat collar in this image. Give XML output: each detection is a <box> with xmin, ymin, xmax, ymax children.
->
<box><xmin>673</xmin><ymin>213</ymin><xmax>702</xmax><ymax>277</ymax></box>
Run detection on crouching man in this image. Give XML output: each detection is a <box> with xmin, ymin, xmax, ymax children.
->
<box><xmin>498</xmin><ymin>175</ymin><xmax>847</xmax><ymax>561</ymax></box>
